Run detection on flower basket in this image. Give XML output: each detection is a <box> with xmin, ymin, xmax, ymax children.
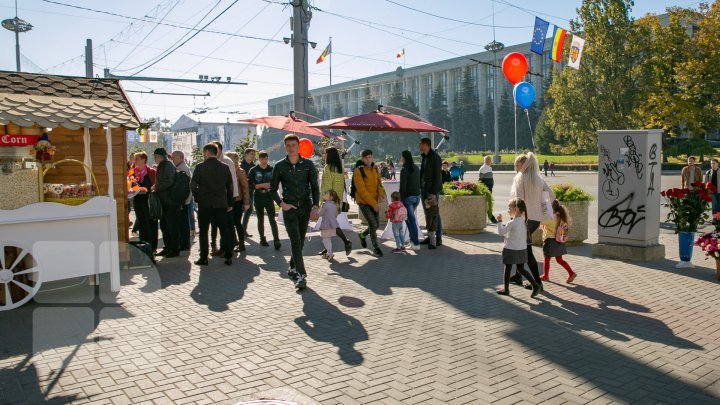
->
<box><xmin>663</xmin><ymin>182</ymin><xmax>713</xmax><ymax>267</ymax></box>
<box><xmin>42</xmin><ymin>159</ymin><xmax>100</xmax><ymax>206</ymax></box>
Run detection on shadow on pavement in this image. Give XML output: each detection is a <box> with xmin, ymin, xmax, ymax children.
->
<box><xmin>294</xmin><ymin>288</ymin><xmax>368</xmax><ymax>366</ymax></box>
<box><xmin>190</xmin><ymin>256</ymin><xmax>259</xmax><ymax>312</ymax></box>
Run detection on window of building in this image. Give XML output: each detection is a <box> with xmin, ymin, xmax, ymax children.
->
<box><xmin>425</xmin><ymin>74</ymin><xmax>433</xmax><ymax>105</ymax></box>
<box><xmin>542</xmin><ymin>51</ymin><xmax>551</xmax><ymax>81</ymax></box>
<box><xmin>469</xmin><ymin>65</ymin><xmax>477</xmax><ymax>87</ymax></box>
<box><xmin>440</xmin><ymin>71</ymin><xmax>447</xmax><ymax>98</ymax></box>
<box><xmin>487</xmin><ymin>65</ymin><xmax>495</xmax><ymax>101</ymax></box>
<box><xmin>411</xmin><ymin>77</ymin><xmax>419</xmax><ymax>103</ymax></box>
<box><xmin>357</xmin><ymin>89</ymin><xmax>362</xmax><ymax>113</ymax></box>
<box><xmin>454</xmin><ymin>68</ymin><xmax>462</xmax><ymax>99</ymax></box>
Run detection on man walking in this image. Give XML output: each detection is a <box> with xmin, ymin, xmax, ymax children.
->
<box><xmin>248</xmin><ymin>151</ymin><xmax>281</xmax><ymax>249</ymax></box>
<box><xmin>706</xmin><ymin>158</ymin><xmax>720</xmax><ymax>215</ymax></box>
<box><xmin>191</xmin><ymin>143</ymin><xmax>234</xmax><ymax>266</ymax></box>
<box><xmin>681</xmin><ymin>156</ymin><xmax>702</xmax><ymax>190</ymax></box>
<box><xmin>212</xmin><ymin>141</ymin><xmax>239</xmax><ymax>257</ymax></box>
<box><xmin>241</xmin><ymin>148</ymin><xmax>257</xmax><ymax>237</ymax></box>
<box><xmin>271</xmin><ymin>134</ymin><xmax>320</xmax><ymax>290</ymax></box>
<box><xmin>354</xmin><ymin>150</ymin><xmax>386</xmax><ymax>257</ymax></box>
<box><xmin>419</xmin><ymin>138</ymin><xmax>443</xmax><ymax>248</ymax></box>
<box><xmin>543</xmin><ymin>159</ymin><xmax>549</xmax><ymax>177</ymax></box>
<box><xmin>153</xmin><ymin>148</ymin><xmax>180</xmax><ymax>258</ymax></box>
<box><xmin>172</xmin><ymin>150</ymin><xmax>193</xmax><ymax>251</ymax></box>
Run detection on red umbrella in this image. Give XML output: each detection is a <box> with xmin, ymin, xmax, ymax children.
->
<box><xmin>308</xmin><ymin>110</ymin><xmax>448</xmax><ymax>133</ymax></box>
<box><xmin>238</xmin><ymin>114</ymin><xmax>344</xmax><ymax>139</ymax></box>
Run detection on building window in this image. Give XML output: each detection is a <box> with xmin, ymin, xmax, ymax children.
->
<box><xmin>411</xmin><ymin>77</ymin><xmax>419</xmax><ymax>104</ymax></box>
<box><xmin>425</xmin><ymin>74</ymin><xmax>433</xmax><ymax>106</ymax></box>
<box><xmin>440</xmin><ymin>71</ymin><xmax>447</xmax><ymax>98</ymax></box>
<box><xmin>469</xmin><ymin>65</ymin><xmax>477</xmax><ymax>87</ymax></box>
<box><xmin>487</xmin><ymin>65</ymin><xmax>495</xmax><ymax>101</ymax></box>
<box><xmin>357</xmin><ymin>89</ymin><xmax>362</xmax><ymax>113</ymax></box>
<box><xmin>454</xmin><ymin>69</ymin><xmax>462</xmax><ymax>99</ymax></box>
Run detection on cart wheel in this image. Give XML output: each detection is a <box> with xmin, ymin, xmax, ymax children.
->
<box><xmin>0</xmin><ymin>244</ymin><xmax>42</xmax><ymax>311</ymax></box>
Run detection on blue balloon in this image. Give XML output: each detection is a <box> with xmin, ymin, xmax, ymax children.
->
<box><xmin>513</xmin><ymin>81</ymin><xmax>535</xmax><ymax>109</ymax></box>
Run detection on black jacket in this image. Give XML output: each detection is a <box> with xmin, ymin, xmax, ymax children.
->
<box><xmin>154</xmin><ymin>158</ymin><xmax>175</xmax><ymax>194</ymax></box>
<box><xmin>248</xmin><ymin>164</ymin><xmax>274</xmax><ymax>199</ymax></box>
<box><xmin>420</xmin><ymin>149</ymin><xmax>442</xmax><ymax>194</ymax></box>
<box><xmin>399</xmin><ymin>164</ymin><xmax>420</xmax><ymax>199</ymax></box>
<box><xmin>270</xmin><ymin>156</ymin><xmax>319</xmax><ymax>207</ymax></box>
<box><xmin>190</xmin><ymin>157</ymin><xmax>234</xmax><ymax>209</ymax></box>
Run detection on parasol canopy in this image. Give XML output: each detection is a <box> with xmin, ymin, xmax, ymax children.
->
<box><xmin>308</xmin><ymin>109</ymin><xmax>448</xmax><ymax>133</ymax></box>
<box><xmin>239</xmin><ymin>114</ymin><xmax>344</xmax><ymax>139</ymax></box>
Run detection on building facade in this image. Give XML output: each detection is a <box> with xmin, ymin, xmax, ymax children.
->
<box><xmin>170</xmin><ymin>113</ymin><xmax>258</xmax><ymax>156</ymax></box>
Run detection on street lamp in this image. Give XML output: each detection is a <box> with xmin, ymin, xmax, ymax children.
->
<box><xmin>2</xmin><ymin>1</ymin><xmax>33</xmax><ymax>73</ymax></box>
<box><xmin>483</xmin><ymin>133</ymin><xmax>487</xmax><ymax>151</ymax></box>
<box><xmin>485</xmin><ymin>40</ymin><xmax>504</xmax><ymax>164</ymax></box>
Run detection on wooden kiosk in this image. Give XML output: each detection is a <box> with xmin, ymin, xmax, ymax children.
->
<box><xmin>0</xmin><ymin>71</ymin><xmax>139</xmax><ymax>310</ymax></box>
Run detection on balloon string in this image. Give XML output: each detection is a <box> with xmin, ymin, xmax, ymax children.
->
<box><xmin>525</xmin><ymin>108</ymin><xmax>535</xmax><ymax>150</ymax></box>
<box><xmin>513</xmin><ymin>99</ymin><xmax>517</xmax><ymax>153</ymax></box>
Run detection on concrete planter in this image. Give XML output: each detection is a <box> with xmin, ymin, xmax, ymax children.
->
<box><xmin>532</xmin><ymin>200</ymin><xmax>589</xmax><ymax>246</ymax></box>
<box><xmin>439</xmin><ymin>195</ymin><xmax>487</xmax><ymax>234</ymax></box>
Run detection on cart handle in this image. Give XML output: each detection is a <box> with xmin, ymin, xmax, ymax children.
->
<box><xmin>42</xmin><ymin>159</ymin><xmax>103</xmax><ymax>195</ymax></box>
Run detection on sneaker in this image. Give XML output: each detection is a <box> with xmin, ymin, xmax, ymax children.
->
<box><xmin>326</xmin><ymin>254</ymin><xmax>334</xmax><ymax>262</ymax></box>
<box><xmin>566</xmin><ymin>273</ymin><xmax>577</xmax><ymax>284</ymax></box>
<box><xmin>194</xmin><ymin>258</ymin><xmax>208</xmax><ymax>266</ymax></box>
<box><xmin>344</xmin><ymin>241</ymin><xmax>352</xmax><ymax>255</ymax></box>
<box><xmin>419</xmin><ymin>237</ymin><xmax>430</xmax><ymax>245</ymax></box>
<box><xmin>318</xmin><ymin>249</ymin><xmax>327</xmax><ymax>256</ymax></box>
<box><xmin>260</xmin><ymin>237</ymin><xmax>269</xmax><ymax>247</ymax></box>
<box><xmin>287</xmin><ymin>269</ymin><xmax>299</xmax><ymax>281</ymax></box>
<box><xmin>359</xmin><ymin>233</ymin><xmax>367</xmax><ymax>249</ymax></box>
<box><xmin>392</xmin><ymin>248</ymin><xmax>403</xmax><ymax>254</ymax></box>
<box><xmin>410</xmin><ymin>244</ymin><xmax>421</xmax><ymax>251</ymax></box>
<box><xmin>373</xmin><ymin>247</ymin><xmax>383</xmax><ymax>257</ymax></box>
<box><xmin>274</xmin><ymin>240</ymin><xmax>282</xmax><ymax>250</ymax></box>
<box><xmin>321</xmin><ymin>252</ymin><xmax>328</xmax><ymax>260</ymax></box>
<box><xmin>295</xmin><ymin>275</ymin><xmax>307</xmax><ymax>290</ymax></box>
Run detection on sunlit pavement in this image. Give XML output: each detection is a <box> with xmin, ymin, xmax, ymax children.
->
<box><xmin>1</xmin><ymin>172</ymin><xmax>719</xmax><ymax>404</ymax></box>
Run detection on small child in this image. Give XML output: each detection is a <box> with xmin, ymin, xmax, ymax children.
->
<box><xmin>387</xmin><ymin>191</ymin><xmax>408</xmax><ymax>253</ymax></box>
<box><xmin>540</xmin><ymin>200</ymin><xmax>576</xmax><ymax>283</ymax></box>
<box><xmin>318</xmin><ymin>190</ymin><xmax>341</xmax><ymax>261</ymax></box>
<box><xmin>424</xmin><ymin>196</ymin><xmax>439</xmax><ymax>249</ymax></box>
<box><xmin>496</xmin><ymin>198</ymin><xmax>540</xmax><ymax>297</ymax></box>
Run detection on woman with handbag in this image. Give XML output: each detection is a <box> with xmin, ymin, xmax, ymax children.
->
<box><xmin>320</xmin><ymin>147</ymin><xmax>353</xmax><ymax>256</ymax></box>
<box><xmin>131</xmin><ymin>152</ymin><xmax>158</xmax><ymax>251</ymax></box>
<box><xmin>510</xmin><ymin>152</ymin><xmax>555</xmax><ymax>291</ymax></box>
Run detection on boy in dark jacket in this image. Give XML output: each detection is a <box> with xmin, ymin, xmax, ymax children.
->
<box><xmin>419</xmin><ymin>138</ymin><xmax>443</xmax><ymax>247</ymax></box>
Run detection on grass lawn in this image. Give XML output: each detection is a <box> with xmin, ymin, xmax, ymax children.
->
<box><xmin>442</xmin><ymin>153</ymin><xmax>598</xmax><ymax>165</ymax></box>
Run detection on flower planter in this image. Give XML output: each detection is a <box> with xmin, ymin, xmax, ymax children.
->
<box><xmin>676</xmin><ymin>231</ymin><xmax>695</xmax><ymax>268</ymax></box>
<box><xmin>532</xmin><ymin>201</ymin><xmax>589</xmax><ymax>246</ymax></box>
<box><xmin>715</xmin><ymin>260</ymin><xmax>720</xmax><ymax>282</ymax></box>
<box><xmin>438</xmin><ymin>195</ymin><xmax>487</xmax><ymax>234</ymax></box>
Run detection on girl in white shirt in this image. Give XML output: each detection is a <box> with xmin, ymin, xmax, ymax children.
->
<box><xmin>496</xmin><ymin>198</ymin><xmax>540</xmax><ymax>298</ymax></box>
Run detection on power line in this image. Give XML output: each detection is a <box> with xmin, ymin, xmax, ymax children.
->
<box><xmin>494</xmin><ymin>0</ymin><xmax>572</xmax><ymax>25</ymax></box>
<box><xmin>384</xmin><ymin>0</ymin><xmax>533</xmax><ymax>28</ymax></box>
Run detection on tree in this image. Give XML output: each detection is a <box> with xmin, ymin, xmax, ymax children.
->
<box><xmin>482</xmin><ymin>99</ymin><xmax>495</xmax><ymax>152</ymax></box>
<box><xmin>545</xmin><ymin>0</ymin><xmax>638</xmax><ymax>153</ymax></box>
<box><xmin>234</xmin><ymin>132</ymin><xmax>257</xmax><ymax>156</ymax></box>
<box><xmin>190</xmin><ymin>146</ymin><xmax>203</xmax><ymax>169</ymax></box>
<box><xmin>451</xmin><ymin>67</ymin><xmax>483</xmax><ymax>152</ymax></box>
<box><xmin>428</xmin><ymin>83</ymin><xmax>452</xmax><ymax>141</ymax></box>
<box><xmin>497</xmin><ymin>89</ymin><xmax>515</xmax><ymax>150</ymax></box>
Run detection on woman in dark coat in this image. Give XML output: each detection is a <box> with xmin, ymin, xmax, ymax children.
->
<box><xmin>131</xmin><ymin>152</ymin><xmax>158</xmax><ymax>250</ymax></box>
<box><xmin>399</xmin><ymin>150</ymin><xmax>421</xmax><ymax>250</ymax></box>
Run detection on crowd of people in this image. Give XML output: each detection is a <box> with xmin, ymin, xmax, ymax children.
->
<box><xmin>127</xmin><ymin>136</ymin><xmax>576</xmax><ymax>294</ymax></box>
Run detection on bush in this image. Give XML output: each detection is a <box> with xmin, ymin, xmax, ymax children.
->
<box><xmin>664</xmin><ymin>138</ymin><xmax>715</xmax><ymax>160</ymax></box>
<box><xmin>551</xmin><ymin>183</ymin><xmax>592</xmax><ymax>202</ymax></box>
<box><xmin>442</xmin><ymin>181</ymin><xmax>493</xmax><ymax>214</ymax></box>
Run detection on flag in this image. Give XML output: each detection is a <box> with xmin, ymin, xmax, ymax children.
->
<box><xmin>138</xmin><ymin>128</ymin><xmax>146</xmax><ymax>143</ymax></box>
<box><xmin>396</xmin><ymin>49</ymin><xmax>405</xmax><ymax>58</ymax></box>
<box><xmin>549</xmin><ymin>26</ymin><xmax>567</xmax><ymax>62</ymax></box>
<box><xmin>530</xmin><ymin>17</ymin><xmax>550</xmax><ymax>55</ymax></box>
<box><xmin>316</xmin><ymin>42</ymin><xmax>331</xmax><ymax>64</ymax></box>
<box><xmin>568</xmin><ymin>35</ymin><xmax>585</xmax><ymax>69</ymax></box>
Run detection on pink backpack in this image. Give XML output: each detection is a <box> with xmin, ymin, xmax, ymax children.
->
<box><xmin>555</xmin><ymin>222</ymin><xmax>569</xmax><ymax>243</ymax></box>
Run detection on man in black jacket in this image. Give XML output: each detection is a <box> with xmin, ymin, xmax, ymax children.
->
<box><xmin>240</xmin><ymin>148</ymin><xmax>256</xmax><ymax>236</ymax></box>
<box><xmin>248</xmin><ymin>151</ymin><xmax>281</xmax><ymax>249</ymax></box>
<box><xmin>153</xmin><ymin>148</ymin><xmax>181</xmax><ymax>258</ymax></box>
<box><xmin>191</xmin><ymin>143</ymin><xmax>234</xmax><ymax>266</ymax></box>
<box><xmin>419</xmin><ymin>138</ymin><xmax>443</xmax><ymax>248</ymax></box>
<box><xmin>271</xmin><ymin>134</ymin><xmax>320</xmax><ymax>290</ymax></box>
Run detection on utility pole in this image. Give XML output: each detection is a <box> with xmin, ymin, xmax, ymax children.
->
<box><xmin>85</xmin><ymin>39</ymin><xmax>93</xmax><ymax>78</ymax></box>
<box><xmin>291</xmin><ymin>0</ymin><xmax>311</xmax><ymax>114</ymax></box>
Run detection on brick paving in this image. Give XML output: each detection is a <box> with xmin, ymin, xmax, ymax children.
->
<box><xmin>1</xmin><ymin>173</ymin><xmax>720</xmax><ymax>404</ymax></box>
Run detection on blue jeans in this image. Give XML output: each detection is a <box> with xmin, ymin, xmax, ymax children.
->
<box><xmin>421</xmin><ymin>189</ymin><xmax>442</xmax><ymax>239</ymax></box>
<box><xmin>392</xmin><ymin>222</ymin><xmax>404</xmax><ymax>249</ymax></box>
<box><xmin>713</xmin><ymin>193</ymin><xmax>720</xmax><ymax>215</ymax></box>
<box><xmin>402</xmin><ymin>196</ymin><xmax>420</xmax><ymax>245</ymax></box>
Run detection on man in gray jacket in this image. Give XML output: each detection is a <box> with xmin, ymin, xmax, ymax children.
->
<box><xmin>153</xmin><ymin>148</ymin><xmax>180</xmax><ymax>258</ymax></box>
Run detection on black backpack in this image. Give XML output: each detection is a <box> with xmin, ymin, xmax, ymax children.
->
<box><xmin>349</xmin><ymin>166</ymin><xmax>366</xmax><ymax>201</ymax></box>
<box><xmin>170</xmin><ymin>170</ymin><xmax>191</xmax><ymax>204</ymax></box>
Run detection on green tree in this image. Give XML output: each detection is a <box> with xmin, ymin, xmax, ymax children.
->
<box><xmin>497</xmin><ymin>89</ymin><xmax>515</xmax><ymax>150</ymax></box>
<box><xmin>428</xmin><ymin>83</ymin><xmax>452</xmax><ymax>140</ymax></box>
<box><xmin>451</xmin><ymin>67</ymin><xmax>483</xmax><ymax>152</ymax></box>
<box><xmin>545</xmin><ymin>0</ymin><xmax>638</xmax><ymax>153</ymax></box>
<box><xmin>190</xmin><ymin>146</ymin><xmax>203</xmax><ymax>169</ymax></box>
<box><xmin>234</xmin><ymin>132</ymin><xmax>257</xmax><ymax>156</ymax></box>
<box><xmin>482</xmin><ymin>99</ymin><xmax>495</xmax><ymax>152</ymax></box>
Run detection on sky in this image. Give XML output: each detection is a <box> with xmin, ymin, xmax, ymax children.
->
<box><xmin>0</xmin><ymin>0</ymin><xmax>703</xmax><ymax>124</ymax></box>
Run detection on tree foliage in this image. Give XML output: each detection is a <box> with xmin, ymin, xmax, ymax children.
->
<box><xmin>450</xmin><ymin>67</ymin><xmax>483</xmax><ymax>151</ymax></box>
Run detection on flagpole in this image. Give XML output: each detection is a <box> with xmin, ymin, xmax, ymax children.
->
<box><xmin>329</xmin><ymin>36</ymin><xmax>332</xmax><ymax>86</ymax></box>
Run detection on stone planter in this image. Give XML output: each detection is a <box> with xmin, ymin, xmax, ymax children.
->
<box><xmin>532</xmin><ymin>200</ymin><xmax>589</xmax><ymax>246</ymax></box>
<box><xmin>438</xmin><ymin>195</ymin><xmax>487</xmax><ymax>234</ymax></box>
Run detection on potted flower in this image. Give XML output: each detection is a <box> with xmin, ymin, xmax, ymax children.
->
<box><xmin>661</xmin><ymin>182</ymin><xmax>713</xmax><ymax>268</ymax></box>
<box><xmin>695</xmin><ymin>213</ymin><xmax>720</xmax><ymax>282</ymax></box>
<box><xmin>531</xmin><ymin>183</ymin><xmax>592</xmax><ymax>246</ymax></box>
<box><xmin>439</xmin><ymin>181</ymin><xmax>492</xmax><ymax>234</ymax></box>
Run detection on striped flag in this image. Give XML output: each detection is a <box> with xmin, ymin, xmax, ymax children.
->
<box><xmin>316</xmin><ymin>42</ymin><xmax>331</xmax><ymax>64</ymax></box>
<box><xmin>548</xmin><ymin>26</ymin><xmax>567</xmax><ymax>62</ymax></box>
<box><xmin>396</xmin><ymin>49</ymin><xmax>405</xmax><ymax>58</ymax></box>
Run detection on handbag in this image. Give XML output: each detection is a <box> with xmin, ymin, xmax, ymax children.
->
<box><xmin>341</xmin><ymin>179</ymin><xmax>350</xmax><ymax>212</ymax></box>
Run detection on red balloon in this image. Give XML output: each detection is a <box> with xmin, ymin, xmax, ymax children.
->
<box><xmin>298</xmin><ymin>138</ymin><xmax>314</xmax><ymax>159</ymax></box>
<box><xmin>501</xmin><ymin>52</ymin><xmax>528</xmax><ymax>85</ymax></box>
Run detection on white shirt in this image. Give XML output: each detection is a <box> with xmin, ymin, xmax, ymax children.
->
<box><xmin>220</xmin><ymin>155</ymin><xmax>239</xmax><ymax>198</ymax></box>
<box><xmin>478</xmin><ymin>164</ymin><xmax>493</xmax><ymax>175</ymax></box>
<box><xmin>497</xmin><ymin>216</ymin><xmax>527</xmax><ymax>250</ymax></box>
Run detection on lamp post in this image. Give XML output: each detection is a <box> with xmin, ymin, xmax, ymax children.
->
<box><xmin>2</xmin><ymin>1</ymin><xmax>33</xmax><ymax>73</ymax></box>
<box><xmin>483</xmin><ymin>133</ymin><xmax>487</xmax><ymax>151</ymax></box>
<box><xmin>485</xmin><ymin>40</ymin><xmax>505</xmax><ymax>164</ymax></box>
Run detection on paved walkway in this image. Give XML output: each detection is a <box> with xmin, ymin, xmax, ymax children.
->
<box><xmin>2</xmin><ymin>174</ymin><xmax>720</xmax><ymax>404</ymax></box>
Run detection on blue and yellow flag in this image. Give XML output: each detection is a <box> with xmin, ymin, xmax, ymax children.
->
<box><xmin>530</xmin><ymin>17</ymin><xmax>549</xmax><ymax>56</ymax></box>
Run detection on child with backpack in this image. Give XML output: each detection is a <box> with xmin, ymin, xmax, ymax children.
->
<box><xmin>387</xmin><ymin>191</ymin><xmax>408</xmax><ymax>253</ymax></box>
<box><xmin>496</xmin><ymin>198</ymin><xmax>540</xmax><ymax>297</ymax></box>
<box><xmin>318</xmin><ymin>190</ymin><xmax>341</xmax><ymax>261</ymax></box>
<box><xmin>540</xmin><ymin>200</ymin><xmax>576</xmax><ymax>283</ymax></box>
